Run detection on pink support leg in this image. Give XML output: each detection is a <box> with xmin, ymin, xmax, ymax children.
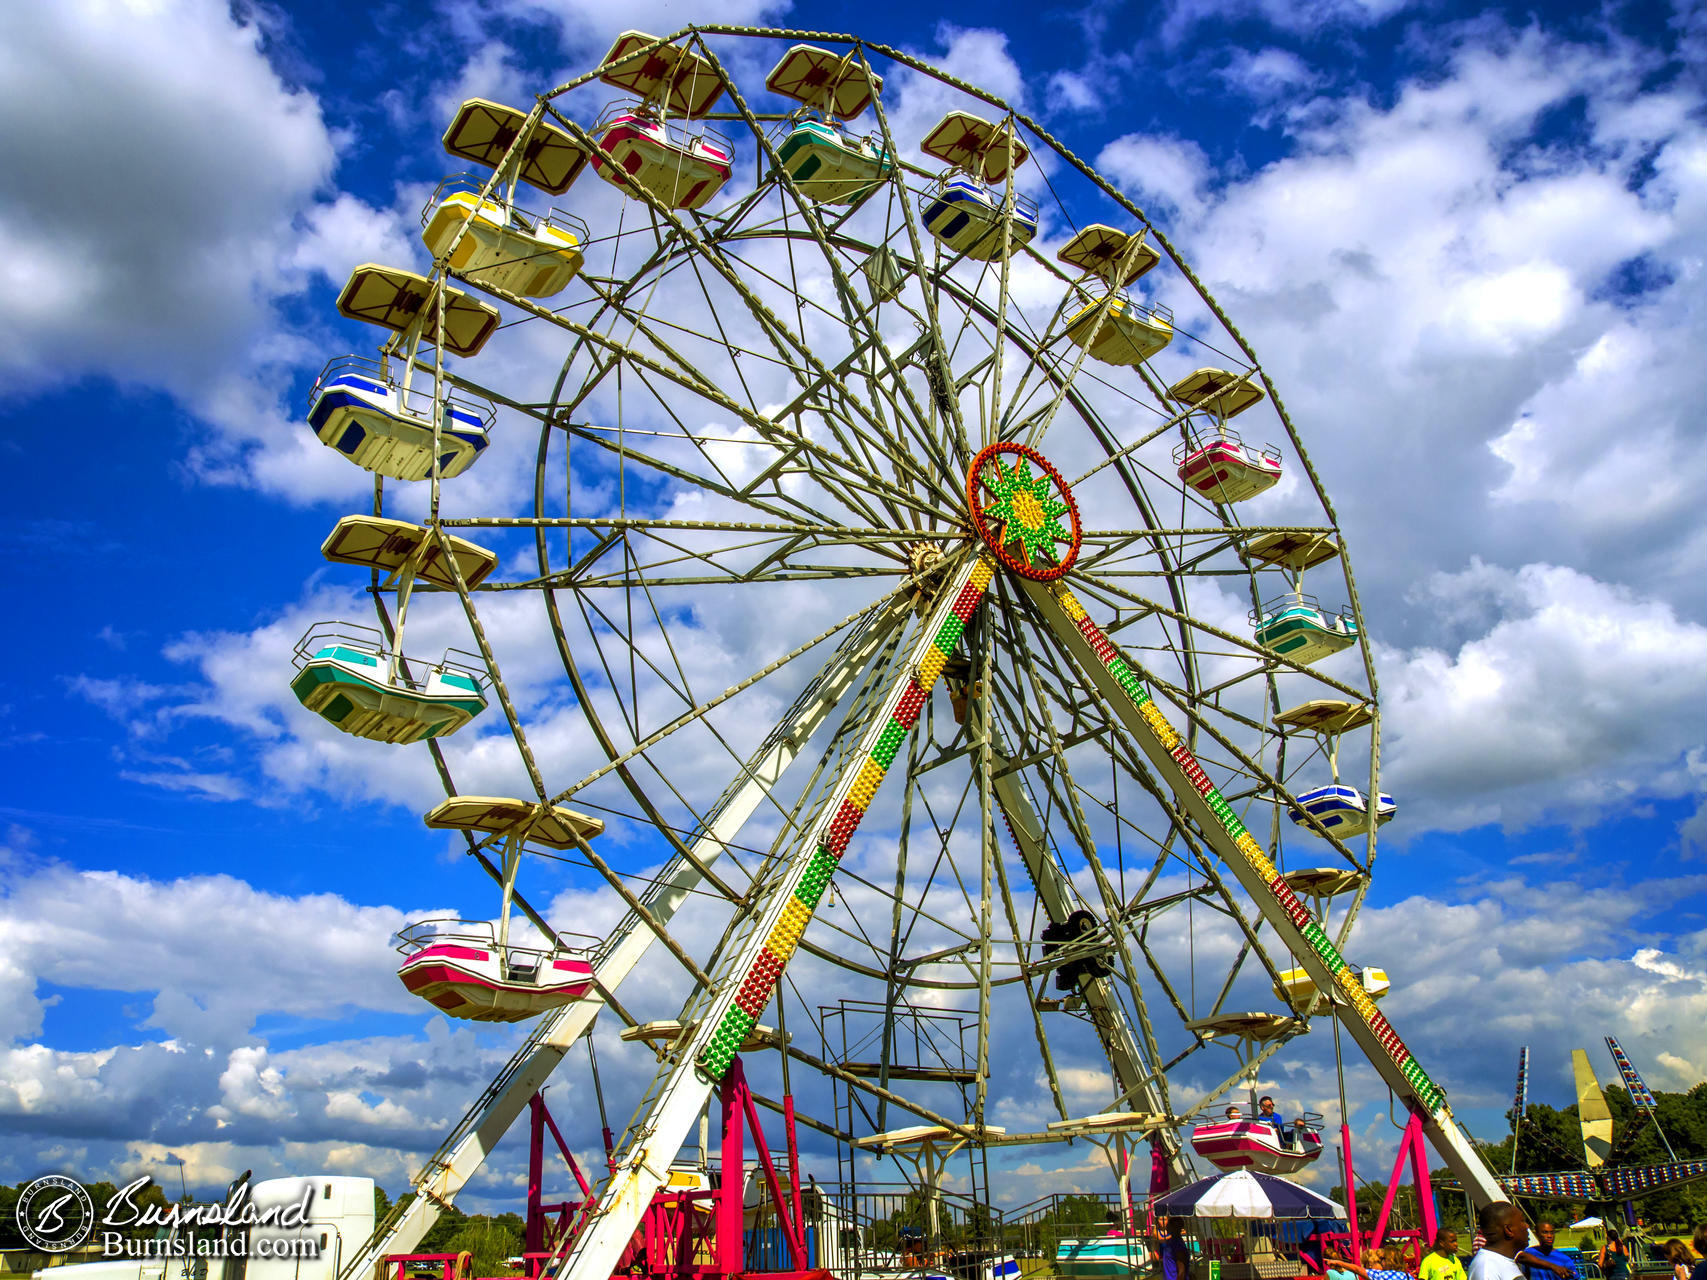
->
<box><xmin>1342</xmin><ymin>1120</ymin><xmax>1362</xmax><ymax>1262</ymax></box>
<box><xmin>718</xmin><ymin>1062</ymin><xmax>746</xmax><ymax>1278</ymax></box>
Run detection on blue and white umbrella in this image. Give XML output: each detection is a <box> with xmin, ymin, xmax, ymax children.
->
<box><xmin>1151</xmin><ymin>1169</ymin><xmax>1346</xmax><ymax>1219</ymax></box>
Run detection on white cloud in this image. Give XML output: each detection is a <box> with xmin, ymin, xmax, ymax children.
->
<box><xmin>1161</xmin><ymin>0</ymin><xmax>1413</xmax><ymax>46</ymax></box>
<box><xmin>0</xmin><ymin>0</ymin><xmax>333</xmax><ymax>390</ymax></box>
<box><xmin>1216</xmin><ymin>47</ymin><xmax>1319</xmax><ymax>101</ymax></box>
<box><xmin>0</xmin><ymin>851</ymin><xmax>413</xmax><ymax>1045</ymax></box>
<box><xmin>1346</xmin><ymin>881</ymin><xmax>1707</xmax><ymax>1103</ymax></box>
<box><xmin>1378</xmin><ymin>560</ymin><xmax>1707</xmax><ymax>835</ymax></box>
<box><xmin>1096</xmin><ymin>134</ymin><xmax>1211</xmax><ymax>219</ymax></box>
<box><xmin>1122</xmin><ymin>21</ymin><xmax>1707</xmax><ymax>837</ymax></box>
<box><xmin>478</xmin><ymin>0</ymin><xmax>794</xmax><ymax>60</ymax></box>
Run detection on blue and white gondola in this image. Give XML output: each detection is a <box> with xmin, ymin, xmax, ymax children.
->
<box><xmin>922</xmin><ymin>177</ymin><xmax>1039</xmax><ymax>260</ymax></box>
<box><xmin>1287</xmin><ymin>784</ymin><xmax>1396</xmax><ymax>834</ymax></box>
<box><xmin>307</xmin><ymin>356</ymin><xmax>496</xmax><ymax>481</ymax></box>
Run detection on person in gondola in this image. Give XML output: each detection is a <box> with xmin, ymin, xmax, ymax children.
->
<box><xmin>1257</xmin><ymin>1095</ymin><xmax>1290</xmax><ymax>1147</ymax></box>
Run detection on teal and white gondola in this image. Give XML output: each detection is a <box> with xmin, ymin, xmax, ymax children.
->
<box><xmin>776</xmin><ymin>120</ymin><xmax>893</xmax><ymax>204</ymax></box>
<box><xmin>307</xmin><ymin>356</ymin><xmax>496</xmax><ymax>481</ymax></box>
<box><xmin>765</xmin><ymin>43</ymin><xmax>891</xmax><ymax>205</ymax></box>
<box><xmin>290</xmin><ymin>622</ymin><xmax>488</xmax><ymax>744</ymax></box>
<box><xmin>1288</xmin><ymin>785</ymin><xmax>1396</xmax><ymax>834</ymax></box>
<box><xmin>1250</xmin><ymin>593</ymin><xmax>1358</xmax><ymax>664</ymax></box>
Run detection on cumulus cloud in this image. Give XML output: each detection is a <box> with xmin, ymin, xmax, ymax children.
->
<box><xmin>0</xmin><ymin>851</ymin><xmax>414</xmax><ymax>1045</ymax></box>
<box><xmin>1379</xmin><ymin>560</ymin><xmax>1707</xmax><ymax>834</ymax></box>
<box><xmin>1121</xmin><ymin>20</ymin><xmax>1707</xmax><ymax>839</ymax></box>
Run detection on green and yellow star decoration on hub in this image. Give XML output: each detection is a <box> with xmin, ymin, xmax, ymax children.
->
<box><xmin>966</xmin><ymin>442</ymin><xmax>1083</xmax><ymax>581</ymax></box>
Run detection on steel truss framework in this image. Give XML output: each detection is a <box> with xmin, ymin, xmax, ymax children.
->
<box><xmin>321</xmin><ymin>25</ymin><xmax>1507</xmax><ymax>1280</ymax></box>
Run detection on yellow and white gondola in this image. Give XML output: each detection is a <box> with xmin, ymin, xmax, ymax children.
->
<box><xmin>1064</xmin><ymin>292</ymin><xmax>1173</xmax><ymax>366</ymax></box>
<box><xmin>1273</xmin><ymin>963</ymin><xmax>1390</xmax><ymax>1012</ymax></box>
<box><xmin>421</xmin><ymin>176</ymin><xmax>588</xmax><ymax>298</ymax></box>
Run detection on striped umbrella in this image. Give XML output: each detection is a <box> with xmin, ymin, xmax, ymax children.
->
<box><xmin>1151</xmin><ymin>1170</ymin><xmax>1346</xmax><ymax>1219</ymax></box>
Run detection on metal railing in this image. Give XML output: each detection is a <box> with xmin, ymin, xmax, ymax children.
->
<box><xmin>1174</xmin><ymin>427</ymin><xmax>1281</xmax><ymax>467</ymax></box>
<box><xmin>1249</xmin><ymin>594</ymin><xmax>1355</xmax><ymax>631</ymax></box>
<box><xmin>291</xmin><ymin>621</ymin><xmax>490</xmax><ymax>692</ymax></box>
<box><xmin>592</xmin><ymin>100</ymin><xmax>734</xmax><ymax>159</ymax></box>
<box><xmin>308</xmin><ymin>354</ymin><xmax>497</xmax><ymax>430</ymax></box>
<box><xmin>392</xmin><ymin>917</ymin><xmax>602</xmax><ymax>961</ymax></box>
<box><xmin>420</xmin><ymin>173</ymin><xmax>591</xmax><ymax>247</ymax></box>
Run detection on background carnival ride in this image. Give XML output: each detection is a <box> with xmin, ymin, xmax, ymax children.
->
<box><xmin>1487</xmin><ymin>1040</ymin><xmax>1707</xmax><ymax>1215</ymax></box>
<box><xmin>282</xmin><ymin>24</ymin><xmax>1517</xmax><ymax>1280</ymax></box>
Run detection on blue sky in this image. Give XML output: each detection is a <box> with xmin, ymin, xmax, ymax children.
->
<box><xmin>3</xmin><ymin>0</ymin><xmax>1706</xmax><ymax>1215</ymax></box>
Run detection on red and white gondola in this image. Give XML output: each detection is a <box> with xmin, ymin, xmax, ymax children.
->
<box><xmin>395</xmin><ymin>919</ymin><xmax>596</xmax><ymax>1023</ymax></box>
<box><xmin>1189</xmin><ymin>1116</ymin><xmax>1325</xmax><ymax>1175</ymax></box>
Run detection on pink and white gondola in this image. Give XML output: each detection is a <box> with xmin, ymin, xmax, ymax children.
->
<box><xmin>395</xmin><ymin>919</ymin><xmax>595</xmax><ymax>1023</ymax></box>
<box><xmin>591</xmin><ymin>106</ymin><xmax>732</xmax><ymax>210</ymax></box>
<box><xmin>1189</xmin><ymin>1117</ymin><xmax>1324</xmax><ymax>1175</ymax></box>
<box><xmin>1175</xmin><ymin>431</ymin><xmax>1283</xmax><ymax>503</ymax></box>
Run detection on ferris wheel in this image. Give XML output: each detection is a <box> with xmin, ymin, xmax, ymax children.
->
<box><xmin>281</xmin><ymin>25</ymin><xmax>1506</xmax><ymax>1280</ymax></box>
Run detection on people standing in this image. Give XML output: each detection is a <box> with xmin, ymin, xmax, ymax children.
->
<box><xmin>1420</xmin><ymin>1231</ymin><xmax>1467</xmax><ymax>1280</ymax></box>
<box><xmin>1157</xmin><ymin>1217</ymin><xmax>1193</xmax><ymax>1280</ymax></box>
<box><xmin>1598</xmin><ymin>1231</ymin><xmax>1630</xmax><ymax>1280</ymax></box>
<box><xmin>1663</xmin><ymin>1240</ymin><xmax>1692</xmax><ymax>1280</ymax></box>
<box><xmin>1691</xmin><ymin>1227</ymin><xmax>1707</xmax><ymax>1280</ymax></box>
<box><xmin>1326</xmin><ymin>1244</ymin><xmax>1415</xmax><ymax>1280</ymax></box>
<box><xmin>1468</xmin><ymin>1202</ymin><xmax>1529</xmax><ymax>1280</ymax></box>
<box><xmin>1518</xmin><ymin>1222</ymin><xmax>1577</xmax><ymax>1280</ymax></box>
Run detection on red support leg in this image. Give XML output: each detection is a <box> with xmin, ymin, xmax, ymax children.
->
<box><xmin>718</xmin><ymin>1059</ymin><xmax>747</xmax><ymax>1278</ymax></box>
<box><xmin>783</xmin><ymin>1093</ymin><xmax>804</xmax><ymax>1256</ymax></box>
<box><xmin>1371</xmin><ymin>1109</ymin><xmax>1429</xmax><ymax>1252</ymax></box>
<box><xmin>1408</xmin><ymin>1110</ymin><xmax>1438</xmax><ymax>1246</ymax></box>
<box><xmin>733</xmin><ymin>1060</ymin><xmax>808</xmax><ymax>1270</ymax></box>
<box><xmin>1343</xmin><ymin>1121</ymin><xmax>1362</xmax><ymax>1262</ymax></box>
<box><xmin>527</xmin><ymin>1094</ymin><xmax>547</xmax><ymax>1258</ymax></box>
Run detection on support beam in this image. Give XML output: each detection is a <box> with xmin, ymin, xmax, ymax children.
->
<box><xmin>553</xmin><ymin>554</ymin><xmax>998</xmax><ymax>1280</ymax></box>
<box><xmin>1020</xmin><ymin>574</ymin><xmax>1506</xmax><ymax>1208</ymax></box>
<box><xmin>990</xmin><ymin>753</ymin><xmax>1190</xmax><ymax>1181</ymax></box>
<box><xmin>337</xmin><ymin>601</ymin><xmax>907</xmax><ymax>1279</ymax></box>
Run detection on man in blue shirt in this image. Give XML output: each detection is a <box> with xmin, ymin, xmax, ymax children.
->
<box><xmin>1518</xmin><ymin>1222</ymin><xmax>1578</xmax><ymax>1280</ymax></box>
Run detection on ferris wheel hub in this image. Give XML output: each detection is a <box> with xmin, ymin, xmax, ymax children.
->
<box><xmin>965</xmin><ymin>442</ymin><xmax>1083</xmax><ymax>581</ymax></box>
